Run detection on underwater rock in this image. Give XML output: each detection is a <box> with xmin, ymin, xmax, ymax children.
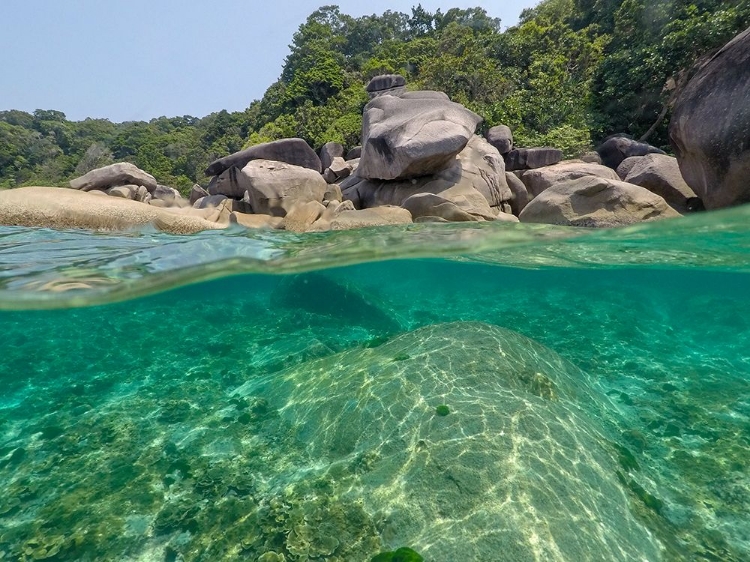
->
<box><xmin>271</xmin><ymin>273</ymin><xmax>401</xmax><ymax>334</ymax></box>
<box><xmin>235</xmin><ymin>322</ymin><xmax>664</xmax><ymax>562</ymax></box>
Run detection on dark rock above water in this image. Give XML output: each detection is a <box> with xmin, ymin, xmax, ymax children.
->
<box><xmin>596</xmin><ymin>135</ymin><xmax>665</xmax><ymax>171</ymax></box>
<box><xmin>670</xmin><ymin>26</ymin><xmax>750</xmax><ymax>209</ymax></box>
<box><xmin>204</xmin><ymin>138</ymin><xmax>322</xmax><ymax>176</ymax></box>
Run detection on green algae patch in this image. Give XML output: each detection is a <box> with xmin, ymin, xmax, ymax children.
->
<box><xmin>372</xmin><ymin>546</ymin><xmax>424</xmax><ymax>562</ymax></box>
<box><xmin>435</xmin><ymin>404</ymin><xmax>450</xmax><ymax>416</ymax></box>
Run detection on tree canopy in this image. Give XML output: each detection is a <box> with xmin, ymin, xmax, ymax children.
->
<box><xmin>2</xmin><ymin>1</ymin><xmax>748</xmax><ymax>192</ymax></box>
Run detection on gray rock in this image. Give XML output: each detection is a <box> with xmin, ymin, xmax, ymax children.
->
<box><xmin>399</xmin><ymin>90</ymin><xmax>450</xmax><ymax>100</ymax></box>
<box><xmin>107</xmin><ymin>185</ymin><xmax>136</xmax><ymax>199</ymax></box>
<box><xmin>504</xmin><ymin>148</ymin><xmax>563</xmax><ymax>171</ymax></box>
<box><xmin>152</xmin><ymin>184</ymin><xmax>181</xmax><ymax>202</ymax></box>
<box><xmin>519</xmin><ymin>176</ymin><xmax>681</xmax><ymax>227</ymax></box>
<box><xmin>343</xmin><ymin>136</ymin><xmax>512</xmax><ymax>221</ymax></box>
<box><xmin>520</xmin><ymin>162</ymin><xmax>620</xmax><ymax>197</ymax></box>
<box><xmin>581</xmin><ymin>151</ymin><xmax>602</xmax><ymax>164</ymax></box>
<box><xmin>323</xmin><ymin>157</ymin><xmax>352</xmax><ymax>184</ymax></box>
<box><xmin>402</xmin><ymin>193</ymin><xmax>481</xmax><ymax>222</ymax></box>
<box><xmin>622</xmin><ymin>153</ymin><xmax>698</xmax><ymax>212</ymax></box>
<box><xmin>358</xmin><ymin>94</ymin><xmax>482</xmax><ymax>181</ymax></box>
<box><xmin>205</xmin><ymin>138</ymin><xmax>322</xmax><ymax>176</ymax></box>
<box><xmin>227</xmin><ymin>159</ymin><xmax>328</xmax><ymax>217</ymax></box>
<box><xmin>670</xmin><ymin>27</ymin><xmax>750</xmax><ymax>208</ymax></box>
<box><xmin>345</xmin><ymin>146</ymin><xmax>362</xmax><ymax>161</ymax></box>
<box><xmin>189</xmin><ymin>184</ymin><xmax>209</xmax><ymax>205</ymax></box>
<box><xmin>365</xmin><ymin>74</ymin><xmax>406</xmax><ymax>98</ymax></box>
<box><xmin>319</xmin><ymin>142</ymin><xmax>345</xmax><ymax>171</ymax></box>
<box><xmin>486</xmin><ymin>125</ymin><xmax>513</xmax><ymax>154</ymax></box>
<box><xmin>70</xmin><ymin>162</ymin><xmax>158</xmax><ymax>193</ymax></box>
<box><xmin>616</xmin><ymin>157</ymin><xmax>642</xmax><ymax>180</ymax></box>
<box><xmin>596</xmin><ymin>135</ymin><xmax>665</xmax><ymax>170</ymax></box>
<box><xmin>106</xmin><ymin>184</ymin><xmax>150</xmax><ymax>203</ymax></box>
<box><xmin>505</xmin><ymin>172</ymin><xmax>529</xmax><ymax>216</ymax></box>
<box><xmin>193</xmin><ymin>194</ymin><xmax>228</xmax><ymax>209</ymax></box>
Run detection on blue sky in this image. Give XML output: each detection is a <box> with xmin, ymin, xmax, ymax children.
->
<box><xmin>0</xmin><ymin>1</ymin><xmax>538</xmax><ymax>122</ymax></box>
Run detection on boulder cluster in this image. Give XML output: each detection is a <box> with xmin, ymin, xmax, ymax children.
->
<box><xmin>7</xmin><ymin>24</ymin><xmax>750</xmax><ymax>234</ymax></box>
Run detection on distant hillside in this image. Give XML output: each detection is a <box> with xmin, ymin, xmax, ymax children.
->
<box><xmin>2</xmin><ymin>0</ymin><xmax>748</xmax><ymax>192</ymax></box>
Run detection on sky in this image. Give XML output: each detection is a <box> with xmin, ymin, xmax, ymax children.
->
<box><xmin>0</xmin><ymin>1</ymin><xmax>539</xmax><ymax>123</ymax></box>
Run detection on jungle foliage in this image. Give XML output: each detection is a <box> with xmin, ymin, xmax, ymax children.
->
<box><xmin>2</xmin><ymin>0</ymin><xmax>748</xmax><ymax>192</ymax></box>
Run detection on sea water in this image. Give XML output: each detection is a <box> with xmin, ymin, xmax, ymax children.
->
<box><xmin>0</xmin><ymin>209</ymin><xmax>748</xmax><ymax>561</ymax></box>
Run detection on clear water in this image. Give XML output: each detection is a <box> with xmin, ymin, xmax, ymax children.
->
<box><xmin>0</xmin><ymin>208</ymin><xmax>749</xmax><ymax>561</ymax></box>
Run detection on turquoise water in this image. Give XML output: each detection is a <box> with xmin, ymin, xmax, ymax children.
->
<box><xmin>0</xmin><ymin>208</ymin><xmax>749</xmax><ymax>561</ymax></box>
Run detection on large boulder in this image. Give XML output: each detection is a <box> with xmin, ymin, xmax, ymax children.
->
<box><xmin>596</xmin><ymin>135</ymin><xmax>665</xmax><ymax>170</ymax></box>
<box><xmin>519</xmin><ymin>176</ymin><xmax>681</xmax><ymax>227</ymax></box>
<box><xmin>520</xmin><ymin>161</ymin><xmax>620</xmax><ymax>197</ymax></box>
<box><xmin>504</xmin><ymin>147</ymin><xmax>563</xmax><ymax>171</ymax></box>
<box><xmin>621</xmin><ymin>153</ymin><xmax>698</xmax><ymax>213</ymax></box>
<box><xmin>70</xmin><ymin>162</ymin><xmax>158</xmax><ymax>193</ymax></box>
<box><xmin>0</xmin><ymin>186</ymin><xmax>227</xmax><ymax>234</ymax></box>
<box><xmin>365</xmin><ymin>74</ymin><xmax>406</xmax><ymax>98</ymax></box>
<box><xmin>505</xmin><ymin>172</ymin><xmax>529</xmax><ymax>216</ymax></box>
<box><xmin>205</xmin><ymin>138</ymin><xmax>322</xmax><ymax>176</ymax></box>
<box><xmin>357</xmin><ymin>93</ymin><xmax>482</xmax><ymax>181</ymax></box>
<box><xmin>486</xmin><ymin>125</ymin><xmax>513</xmax><ymax>154</ymax></box>
<box><xmin>212</xmin><ymin>160</ymin><xmax>327</xmax><ymax>217</ymax></box>
<box><xmin>232</xmin><ymin>322</ymin><xmax>663</xmax><ymax>561</ymax></box>
<box><xmin>669</xmin><ymin>27</ymin><xmax>750</xmax><ymax>209</ymax></box>
<box><xmin>342</xmin><ymin>136</ymin><xmax>513</xmax><ymax>221</ymax></box>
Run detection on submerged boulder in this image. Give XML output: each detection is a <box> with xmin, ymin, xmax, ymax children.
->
<box><xmin>205</xmin><ymin>138</ymin><xmax>322</xmax><ymax>176</ymax></box>
<box><xmin>519</xmin><ymin>176</ymin><xmax>681</xmax><ymax>227</ymax></box>
<box><xmin>233</xmin><ymin>322</ymin><xmax>663</xmax><ymax>562</ymax></box>
<box><xmin>669</xmin><ymin>27</ymin><xmax>750</xmax><ymax>209</ymax></box>
<box><xmin>70</xmin><ymin>162</ymin><xmax>158</xmax><ymax>193</ymax></box>
<box><xmin>357</xmin><ymin>93</ymin><xmax>482</xmax><ymax>181</ymax></box>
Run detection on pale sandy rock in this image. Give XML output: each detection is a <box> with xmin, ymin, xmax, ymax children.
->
<box><xmin>281</xmin><ymin>201</ymin><xmax>326</xmax><ymax>232</ymax></box>
<box><xmin>0</xmin><ymin>186</ymin><xmax>226</xmax><ymax>234</ymax></box>
<box><xmin>329</xmin><ymin>206</ymin><xmax>412</xmax><ymax>230</ymax></box>
<box><xmin>230</xmin><ymin>212</ymin><xmax>283</xmax><ymax>229</ymax></box>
